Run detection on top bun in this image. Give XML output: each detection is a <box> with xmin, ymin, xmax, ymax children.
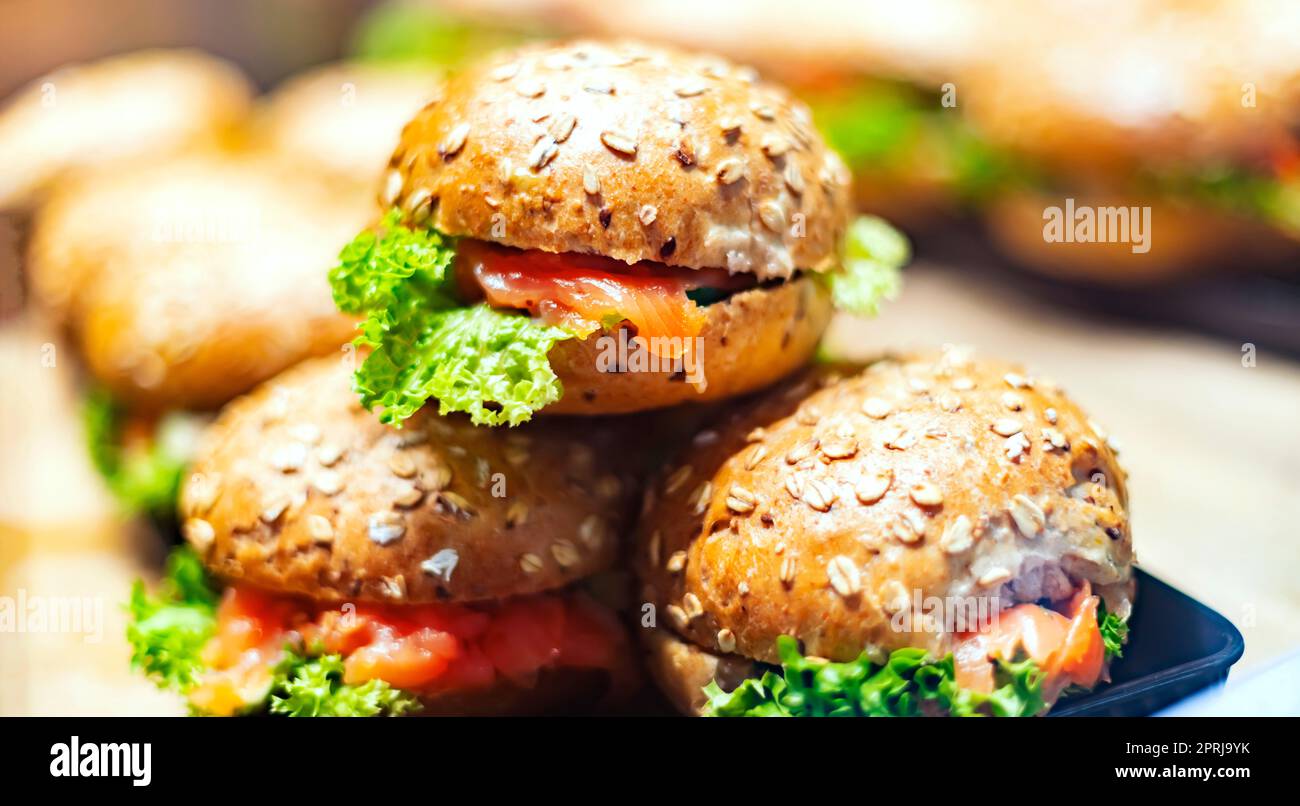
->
<box><xmin>181</xmin><ymin>356</ymin><xmax>639</xmax><ymax>604</ymax></box>
<box><xmin>386</xmin><ymin>40</ymin><xmax>852</xmax><ymax>280</ymax></box>
<box><xmin>0</xmin><ymin>49</ymin><xmax>252</xmax><ymax>210</ymax></box>
<box><xmin>635</xmin><ymin>350</ymin><xmax>1135</xmax><ymax>665</ymax></box>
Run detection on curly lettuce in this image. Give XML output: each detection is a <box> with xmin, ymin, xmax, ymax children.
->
<box><xmin>1098</xmin><ymin>600</ymin><xmax>1130</xmax><ymax>661</ymax></box>
<box><xmin>128</xmin><ymin>549</ymin><xmax>421</xmax><ymax>717</ymax></box>
<box><xmin>329</xmin><ymin>210</ymin><xmax>573</xmax><ymax>426</ymax></box>
<box><xmin>824</xmin><ymin>215</ymin><xmax>909</xmax><ymax>318</ymax></box>
<box><xmin>83</xmin><ymin>389</ymin><xmax>195</xmax><ymax>517</ymax></box>
<box><xmin>703</xmin><ymin>635</ymin><xmax>1047</xmax><ymax>717</ymax></box>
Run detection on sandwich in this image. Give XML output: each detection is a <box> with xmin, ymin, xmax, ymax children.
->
<box><xmin>128</xmin><ymin>357</ymin><xmax>639</xmax><ymax>715</ymax></box>
<box><xmin>634</xmin><ymin>348</ymin><xmax>1135</xmax><ymax>716</ymax></box>
<box><xmin>0</xmin><ymin>49</ymin><xmax>251</xmax><ymax>211</ymax></box>
<box><xmin>328</xmin><ymin>39</ymin><xmax>908</xmax><ymax>427</ymax></box>
<box><xmin>26</xmin><ymin>152</ymin><xmax>368</xmax><ymax>517</ymax></box>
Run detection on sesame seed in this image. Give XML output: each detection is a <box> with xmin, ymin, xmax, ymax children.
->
<box><xmin>551</xmin><ymin>540</ymin><xmax>580</xmax><ymax>568</ymax></box>
<box><xmin>583</xmin><ymin>78</ymin><xmax>614</xmax><ymax>94</ymax></box>
<box><xmin>665</xmin><ymin>465</ymin><xmax>692</xmax><ymax>494</ymax></box>
<box><xmin>316</xmin><ymin>443</ymin><xmax>343</xmax><ymax>467</ymax></box>
<box><xmin>716</xmin><ymin>158</ymin><xmax>746</xmax><ymax>184</ymax></box>
<box><xmin>638</xmin><ymin>204</ymin><xmax>658</xmax><ymax>226</ymax></box>
<box><xmin>438</xmin><ymin>123</ymin><xmax>470</xmax><ymax>158</ymax></box>
<box><xmin>418</xmin><ymin>465</ymin><xmax>452</xmax><ymax>492</ymax></box>
<box><xmin>717</xmin><ymin>628</ymin><xmax>737</xmax><ymax>653</ymax></box>
<box><xmin>785</xmin><ymin>440</ymin><xmax>816</xmax><ymax>464</ymax></box>
<box><xmin>519</xmin><ymin>553</ymin><xmax>543</xmax><ymax>574</ymax></box>
<box><xmin>909</xmin><ymin>482</ymin><xmax>944</xmax><ymax>507</ymax></box>
<box><xmin>939</xmin><ymin>515</ymin><xmax>973</xmax><ymax>554</ymax></box>
<box><xmin>368</xmin><ymin>512</ymin><xmax>405</xmax><ymax>545</ymax></box>
<box><xmin>184</xmin><ymin>518</ymin><xmax>215</xmax><ymax>552</ymax></box>
<box><xmin>797</xmin><ymin>406</ymin><xmax>821</xmax><ymax>425</ymax></box>
<box><xmin>666</xmin><ymin>550</ymin><xmax>687</xmax><ymax>574</ymax></box>
<box><xmin>725</xmin><ymin>484</ymin><xmax>757</xmax><ymax>514</ymax></box>
<box><xmin>855</xmin><ymin>471</ymin><xmax>892</xmax><ymax>504</ymax></box>
<box><xmin>1010</xmin><ymin>494</ymin><xmax>1045</xmax><ymax>538</ymax></box>
<box><xmin>392</xmin><ymin>483</ymin><xmax>424</xmax><ymax>508</ymax></box>
<box><xmin>437</xmin><ymin>491</ymin><xmax>473</xmax><ymax>516</ymax></box>
<box><xmin>600</xmin><ymin>130</ymin><xmax>638</xmax><ymax>156</ymax></box>
<box><xmin>1044</xmin><ymin>408</ymin><xmax>1059</xmax><ymax>425</ymax></box>
<box><xmin>312</xmin><ymin>470</ymin><xmax>343</xmax><ymax>496</ymax></box>
<box><xmin>939</xmin><ymin>395</ymin><xmax>963</xmax><ymax>412</ymax></box>
<box><xmin>862</xmin><ymin>397</ymin><xmax>892</xmax><ymax>419</ymax></box>
<box><xmin>744</xmin><ymin>444</ymin><xmax>768</xmax><ymax>470</ymax></box>
<box><xmin>883</xmin><ymin>427</ymin><xmax>915</xmax><ymax>450</ymax></box>
<box><xmin>187</xmin><ymin>473</ymin><xmax>220</xmax><ymax>514</ymax></box>
<box><xmin>803</xmin><ymin>478</ymin><xmax>836</xmax><ymax>512</ymax></box>
<box><xmin>381</xmin><ymin>169</ymin><xmax>403</xmax><ymax>206</ymax></box>
<box><xmin>306</xmin><ymin>514</ymin><xmax>334</xmax><ymax>543</ymax></box>
<box><xmin>505</xmin><ymin>500</ymin><xmax>529</xmax><ymax>529</ymax></box>
<box><xmin>779</xmin><ymin>555</ymin><xmax>797</xmax><ymax>586</ymax></box>
<box><xmin>268</xmin><ymin>442</ymin><xmax>307</xmax><ymax>473</ymax></box>
<box><xmin>891</xmin><ymin>514</ymin><xmax>924</xmax><ymax>544</ymax></box>
<box><xmin>826</xmin><ymin>555</ymin><xmax>861</xmax><ymax>597</ymax></box>
<box><xmin>528</xmin><ymin>136</ymin><xmax>559</xmax><ymax>170</ymax></box>
<box><xmin>784</xmin><ymin>473</ymin><xmax>805</xmax><ymax>500</ymax></box>
<box><xmin>758</xmin><ymin>201</ymin><xmax>785</xmax><ymax>232</ymax></box>
<box><xmin>1004</xmin><ymin>432</ymin><xmax>1031</xmax><ymax>462</ymax></box>
<box><xmin>738</xmin><ymin>581</ymin><xmax>750</xmax><ymax>595</ymax></box>
<box><xmin>750</xmin><ymin>102</ymin><xmax>776</xmax><ymax>120</ymax></box>
<box><xmin>490</xmin><ymin>62</ymin><xmax>520</xmax><ymax>81</ymax></box>
<box><xmin>1004</xmin><ymin>373</ymin><xmax>1032</xmax><ymax>389</ymax></box>
<box><xmin>579</xmin><ymin>514</ymin><xmax>606</xmax><ymax>548</ymax></box>
<box><xmin>666</xmin><ymin>604</ymin><xmax>689</xmax><ymax>631</ymax></box>
<box><xmin>978</xmin><ymin>567</ymin><xmax>1012</xmax><ymax>587</ymax></box>
<box><xmin>516</xmin><ymin>79</ymin><xmax>546</xmax><ymax>98</ymax></box>
<box><xmin>260</xmin><ymin>492</ymin><xmax>289</xmax><ymax>523</ymax></box>
<box><xmin>549</xmin><ymin>114</ymin><xmax>577</xmax><ymax>143</ymax></box>
<box><xmin>783</xmin><ymin>162</ymin><xmax>805</xmax><ymax>195</ymax></box>
<box><xmin>720</xmin><ymin>118</ymin><xmax>743</xmax><ymax>137</ymax></box>
<box><xmin>691</xmin><ymin>482</ymin><xmax>713</xmax><ymax>515</ymax></box>
<box><xmin>582</xmin><ymin>166</ymin><xmax>601</xmax><ymax>195</ymax></box>
<box><xmin>674</xmin><ymin>81</ymin><xmax>707</xmax><ymax>97</ymax></box>
<box><xmin>908</xmin><ymin>377</ymin><xmax>931</xmax><ymax>394</ymax></box>
<box><xmin>1001</xmin><ymin>392</ymin><xmax>1024</xmax><ymax>411</ymax></box>
<box><xmin>991</xmin><ymin>418</ymin><xmax>1024</xmax><ymax>437</ymax></box>
<box><xmin>820</xmin><ymin>436</ymin><xmax>858</xmax><ymax>460</ymax></box>
<box><xmin>682</xmin><ymin>592</ymin><xmax>704</xmax><ymax>619</ymax></box>
<box><xmin>1042</xmin><ymin>427</ymin><xmax>1068</xmax><ymax>451</ymax></box>
<box><xmin>952</xmin><ymin>377</ymin><xmax>975</xmax><ymax>391</ymax></box>
<box><xmin>760</xmin><ymin>133</ymin><xmax>791</xmax><ymax>158</ymax></box>
<box><xmin>421</xmin><ymin>548</ymin><xmax>459</xmax><ymax>582</ymax></box>
<box><xmin>747</xmin><ymin>427</ymin><xmax>767</xmax><ymax>443</ymax></box>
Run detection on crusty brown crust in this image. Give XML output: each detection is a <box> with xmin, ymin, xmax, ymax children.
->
<box><xmin>386</xmin><ymin>39</ymin><xmax>852</xmax><ymax>280</ymax></box>
<box><xmin>634</xmin><ymin>350</ymin><xmax>1135</xmax><ymax>666</ymax></box>
<box><xmin>181</xmin><ymin>356</ymin><xmax>641</xmax><ymax>604</ymax></box>
<box><xmin>639</xmin><ymin>625</ymin><xmax>757</xmax><ymax>717</ymax></box>
<box><xmin>544</xmin><ymin>277</ymin><xmax>832</xmax><ymax>414</ymax></box>
<box><xmin>0</xmin><ymin>49</ymin><xmax>252</xmax><ymax>210</ymax></box>
<box><xmin>27</xmin><ymin>153</ymin><xmax>367</xmax><ymax>411</ymax></box>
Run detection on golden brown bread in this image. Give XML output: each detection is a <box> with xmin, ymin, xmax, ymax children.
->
<box><xmin>181</xmin><ymin>356</ymin><xmax>640</xmax><ymax>604</ymax></box>
<box><xmin>386</xmin><ymin>39</ymin><xmax>853</xmax><ymax>280</ymax></box>
<box><xmin>27</xmin><ymin>152</ymin><xmax>367</xmax><ymax>411</ymax></box>
<box><xmin>640</xmin><ymin>625</ymin><xmax>756</xmax><ymax>717</ymax></box>
<box><xmin>0</xmin><ymin>49</ymin><xmax>252</xmax><ymax>210</ymax></box>
<box><xmin>254</xmin><ymin>62</ymin><xmax>444</xmax><ymax>187</ymax></box>
<box><xmin>543</xmin><ymin>277</ymin><xmax>832</xmax><ymax>414</ymax></box>
<box><xmin>634</xmin><ymin>349</ymin><xmax>1136</xmax><ymax>666</ymax></box>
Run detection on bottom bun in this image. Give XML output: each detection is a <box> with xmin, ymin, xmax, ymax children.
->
<box><xmin>640</xmin><ymin>626</ymin><xmax>757</xmax><ymax>717</ymax></box>
<box><xmin>544</xmin><ymin>276</ymin><xmax>832</xmax><ymax>414</ymax></box>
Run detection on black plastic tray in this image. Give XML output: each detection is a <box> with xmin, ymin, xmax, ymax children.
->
<box><xmin>1051</xmin><ymin>568</ymin><xmax>1245</xmax><ymax>716</ymax></box>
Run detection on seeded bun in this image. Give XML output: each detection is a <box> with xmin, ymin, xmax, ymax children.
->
<box><xmin>255</xmin><ymin>62</ymin><xmax>443</xmax><ymax>186</ymax></box>
<box><xmin>386</xmin><ymin>39</ymin><xmax>853</xmax><ymax>280</ymax></box>
<box><xmin>0</xmin><ymin>49</ymin><xmax>252</xmax><ymax>210</ymax></box>
<box><xmin>634</xmin><ymin>350</ymin><xmax>1136</xmax><ymax>673</ymax></box>
<box><xmin>544</xmin><ymin>277</ymin><xmax>831</xmax><ymax>414</ymax></box>
<box><xmin>27</xmin><ymin>153</ymin><xmax>367</xmax><ymax>411</ymax></box>
<box><xmin>181</xmin><ymin>356</ymin><xmax>639</xmax><ymax>604</ymax></box>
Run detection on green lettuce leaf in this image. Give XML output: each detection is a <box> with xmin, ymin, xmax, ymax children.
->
<box><xmin>83</xmin><ymin>388</ymin><xmax>194</xmax><ymax>517</ymax></box>
<box><xmin>349</xmin><ymin>1</ymin><xmax>532</xmax><ymax>66</ymax></box>
<box><xmin>824</xmin><ymin>215</ymin><xmax>909</xmax><ymax>318</ymax></box>
<box><xmin>269</xmin><ymin>651</ymin><xmax>422</xmax><ymax>717</ymax></box>
<box><xmin>703</xmin><ymin>635</ymin><xmax>1047</xmax><ymax>717</ymax></box>
<box><xmin>126</xmin><ymin>548</ymin><xmax>218</xmax><ymax>693</ymax></box>
<box><xmin>330</xmin><ymin>210</ymin><xmax>574</xmax><ymax>426</ymax></box>
<box><xmin>1097</xmin><ymin>599</ymin><xmax>1130</xmax><ymax>661</ymax></box>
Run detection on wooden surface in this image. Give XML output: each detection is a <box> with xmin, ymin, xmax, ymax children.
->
<box><xmin>2</xmin><ymin>258</ymin><xmax>1298</xmax><ymax>715</ymax></box>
